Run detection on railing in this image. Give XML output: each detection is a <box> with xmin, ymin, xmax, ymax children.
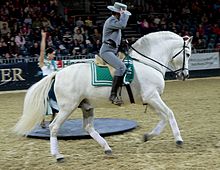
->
<box><xmin>0</xmin><ymin>54</ymin><xmax>95</xmax><ymax>64</ymax></box>
<box><xmin>192</xmin><ymin>48</ymin><xmax>220</xmax><ymax>54</ymax></box>
<box><xmin>0</xmin><ymin>49</ymin><xmax>219</xmax><ymax>64</ymax></box>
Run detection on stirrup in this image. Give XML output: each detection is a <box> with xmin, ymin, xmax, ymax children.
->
<box><xmin>110</xmin><ymin>96</ymin><xmax>124</xmax><ymax>106</ymax></box>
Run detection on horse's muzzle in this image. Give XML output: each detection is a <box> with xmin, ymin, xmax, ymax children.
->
<box><xmin>176</xmin><ymin>70</ymin><xmax>189</xmax><ymax>81</ymax></box>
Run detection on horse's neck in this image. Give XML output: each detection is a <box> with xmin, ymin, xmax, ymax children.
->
<box><xmin>131</xmin><ymin>35</ymin><xmax>180</xmax><ymax>75</ymax></box>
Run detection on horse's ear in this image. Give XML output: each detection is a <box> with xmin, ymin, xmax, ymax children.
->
<box><xmin>183</xmin><ymin>36</ymin><xmax>189</xmax><ymax>41</ymax></box>
<box><xmin>188</xmin><ymin>36</ymin><xmax>193</xmax><ymax>44</ymax></box>
<box><xmin>183</xmin><ymin>36</ymin><xmax>193</xmax><ymax>45</ymax></box>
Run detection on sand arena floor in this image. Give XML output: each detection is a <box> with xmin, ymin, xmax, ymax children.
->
<box><xmin>0</xmin><ymin>77</ymin><xmax>220</xmax><ymax>170</ymax></box>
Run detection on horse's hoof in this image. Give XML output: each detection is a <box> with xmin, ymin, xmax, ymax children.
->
<box><xmin>57</xmin><ymin>157</ymin><xmax>65</xmax><ymax>163</ymax></box>
<box><xmin>105</xmin><ymin>150</ymin><xmax>112</xmax><ymax>155</ymax></box>
<box><xmin>143</xmin><ymin>133</ymin><xmax>152</xmax><ymax>142</ymax></box>
<box><xmin>56</xmin><ymin>154</ymin><xmax>64</xmax><ymax>163</ymax></box>
<box><xmin>176</xmin><ymin>140</ymin><xmax>183</xmax><ymax>146</ymax></box>
<box><xmin>40</xmin><ymin>123</ymin><xmax>46</xmax><ymax>129</ymax></box>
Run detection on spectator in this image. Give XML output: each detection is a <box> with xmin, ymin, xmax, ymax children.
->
<box><xmin>153</xmin><ymin>15</ymin><xmax>161</xmax><ymax>25</ymax></box>
<box><xmin>75</xmin><ymin>17</ymin><xmax>84</xmax><ymax>28</ymax></box>
<box><xmin>0</xmin><ymin>41</ymin><xmax>7</xmax><ymax>58</ymax></box>
<box><xmin>0</xmin><ymin>23</ymin><xmax>11</xmax><ymax>37</ymax></box>
<box><xmin>92</xmin><ymin>39</ymin><xmax>101</xmax><ymax>54</ymax></box>
<box><xmin>139</xmin><ymin>18</ymin><xmax>150</xmax><ymax>35</ymax></box>
<box><xmin>194</xmin><ymin>38</ymin><xmax>206</xmax><ymax>49</ymax></box>
<box><xmin>42</xmin><ymin>17</ymin><xmax>54</xmax><ymax>30</ymax></box>
<box><xmin>4</xmin><ymin>32</ymin><xmax>12</xmax><ymax>44</ymax></box>
<box><xmin>85</xmin><ymin>39</ymin><xmax>93</xmax><ymax>56</ymax></box>
<box><xmin>72</xmin><ymin>39</ymin><xmax>82</xmax><ymax>55</ymax></box>
<box><xmin>197</xmin><ymin>24</ymin><xmax>205</xmax><ymax>36</ymax></box>
<box><xmin>47</xmin><ymin>35</ymin><xmax>55</xmax><ymax>48</ymax></box>
<box><xmin>15</xmin><ymin>32</ymin><xmax>26</xmax><ymax>50</ymax></box>
<box><xmin>29</xmin><ymin>41</ymin><xmax>40</xmax><ymax>57</ymax></box>
<box><xmin>62</xmin><ymin>31</ymin><xmax>73</xmax><ymax>48</ymax></box>
<box><xmin>8</xmin><ymin>41</ymin><xmax>19</xmax><ymax>58</ymax></box>
<box><xmin>84</xmin><ymin>16</ymin><xmax>93</xmax><ymax>33</ymax></box>
<box><xmin>24</xmin><ymin>14</ymin><xmax>32</xmax><ymax>25</ymax></box>
<box><xmin>20</xmin><ymin>23</ymin><xmax>31</xmax><ymax>37</ymax></box>
<box><xmin>91</xmin><ymin>28</ymin><xmax>101</xmax><ymax>43</ymax></box>
<box><xmin>73</xmin><ymin>27</ymin><xmax>84</xmax><ymax>44</ymax></box>
<box><xmin>216</xmin><ymin>43</ymin><xmax>220</xmax><ymax>49</ymax></box>
<box><xmin>201</xmin><ymin>13</ymin><xmax>208</xmax><ymax>24</ymax></box>
<box><xmin>85</xmin><ymin>16</ymin><xmax>93</xmax><ymax>28</ymax></box>
<box><xmin>32</xmin><ymin>17</ymin><xmax>42</xmax><ymax>30</ymax></box>
<box><xmin>212</xmin><ymin>24</ymin><xmax>220</xmax><ymax>36</ymax></box>
<box><xmin>83</xmin><ymin>28</ymin><xmax>90</xmax><ymax>41</ymax></box>
<box><xmin>207</xmin><ymin>38</ymin><xmax>215</xmax><ymax>49</ymax></box>
<box><xmin>58</xmin><ymin>44</ymin><xmax>68</xmax><ymax>56</ymax></box>
<box><xmin>0</xmin><ymin>40</ymin><xmax>10</xmax><ymax>59</ymax></box>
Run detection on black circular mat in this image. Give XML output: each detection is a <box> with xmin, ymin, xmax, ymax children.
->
<box><xmin>27</xmin><ymin>118</ymin><xmax>138</xmax><ymax>140</ymax></box>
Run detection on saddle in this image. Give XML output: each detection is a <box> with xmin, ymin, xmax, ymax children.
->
<box><xmin>94</xmin><ymin>52</ymin><xmax>126</xmax><ymax>77</ymax></box>
<box><xmin>92</xmin><ymin>53</ymin><xmax>135</xmax><ymax>103</ymax></box>
<box><xmin>92</xmin><ymin>52</ymin><xmax>134</xmax><ymax>86</ymax></box>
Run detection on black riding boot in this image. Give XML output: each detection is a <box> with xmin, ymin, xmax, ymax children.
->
<box><xmin>109</xmin><ymin>76</ymin><xmax>124</xmax><ymax>106</ymax></box>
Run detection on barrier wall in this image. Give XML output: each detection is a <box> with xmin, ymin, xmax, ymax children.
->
<box><xmin>0</xmin><ymin>62</ymin><xmax>41</xmax><ymax>91</ymax></box>
<box><xmin>0</xmin><ymin>52</ymin><xmax>219</xmax><ymax>91</ymax></box>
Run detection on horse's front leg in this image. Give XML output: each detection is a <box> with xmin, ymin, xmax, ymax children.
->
<box><xmin>144</xmin><ymin>93</ymin><xmax>183</xmax><ymax>146</ymax></box>
<box><xmin>80</xmin><ymin>101</ymin><xmax>112</xmax><ymax>155</ymax></box>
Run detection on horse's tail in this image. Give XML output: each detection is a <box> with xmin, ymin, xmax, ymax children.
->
<box><xmin>14</xmin><ymin>72</ymin><xmax>57</xmax><ymax>136</ymax></box>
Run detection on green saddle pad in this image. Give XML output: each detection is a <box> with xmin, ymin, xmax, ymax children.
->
<box><xmin>91</xmin><ymin>55</ymin><xmax>134</xmax><ymax>86</ymax></box>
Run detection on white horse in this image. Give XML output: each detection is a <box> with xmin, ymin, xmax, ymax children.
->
<box><xmin>14</xmin><ymin>31</ymin><xmax>193</xmax><ymax>162</ymax></box>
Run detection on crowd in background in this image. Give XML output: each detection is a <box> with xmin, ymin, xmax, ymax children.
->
<box><xmin>0</xmin><ymin>0</ymin><xmax>102</xmax><ymax>60</ymax></box>
<box><xmin>0</xmin><ymin>0</ymin><xmax>220</xmax><ymax>60</ymax></box>
<box><xmin>132</xmin><ymin>0</ymin><xmax>220</xmax><ymax>50</ymax></box>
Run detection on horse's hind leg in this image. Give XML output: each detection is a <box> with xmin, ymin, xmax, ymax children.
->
<box><xmin>144</xmin><ymin>118</ymin><xmax>166</xmax><ymax>141</ymax></box>
<box><xmin>145</xmin><ymin>93</ymin><xmax>183</xmax><ymax>145</ymax></box>
<box><xmin>49</xmin><ymin>105</ymin><xmax>78</xmax><ymax>162</ymax></box>
<box><xmin>80</xmin><ymin>100</ymin><xmax>112</xmax><ymax>155</ymax></box>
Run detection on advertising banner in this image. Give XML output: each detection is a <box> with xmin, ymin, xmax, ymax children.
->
<box><xmin>189</xmin><ymin>52</ymin><xmax>220</xmax><ymax>70</ymax></box>
<box><xmin>0</xmin><ymin>62</ymin><xmax>41</xmax><ymax>91</ymax></box>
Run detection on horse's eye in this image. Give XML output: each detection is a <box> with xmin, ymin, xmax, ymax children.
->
<box><xmin>186</xmin><ymin>53</ymin><xmax>190</xmax><ymax>58</ymax></box>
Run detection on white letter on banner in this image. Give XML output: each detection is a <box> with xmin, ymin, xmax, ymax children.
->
<box><xmin>12</xmin><ymin>68</ymin><xmax>25</xmax><ymax>81</ymax></box>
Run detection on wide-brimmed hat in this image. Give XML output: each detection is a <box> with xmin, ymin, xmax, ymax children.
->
<box><xmin>107</xmin><ymin>2</ymin><xmax>131</xmax><ymax>16</ymax></box>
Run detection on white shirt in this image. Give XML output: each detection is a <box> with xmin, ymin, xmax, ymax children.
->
<box><xmin>41</xmin><ymin>59</ymin><xmax>57</xmax><ymax>76</ymax></box>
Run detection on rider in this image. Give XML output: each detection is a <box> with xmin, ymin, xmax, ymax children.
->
<box><xmin>99</xmin><ymin>2</ymin><xmax>131</xmax><ymax>105</ymax></box>
<box><xmin>39</xmin><ymin>30</ymin><xmax>59</xmax><ymax>127</ymax></box>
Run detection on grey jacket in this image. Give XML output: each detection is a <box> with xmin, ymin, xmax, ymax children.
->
<box><xmin>102</xmin><ymin>13</ymin><xmax>129</xmax><ymax>47</ymax></box>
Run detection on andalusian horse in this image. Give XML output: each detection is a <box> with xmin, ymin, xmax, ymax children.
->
<box><xmin>14</xmin><ymin>31</ymin><xmax>193</xmax><ymax>162</ymax></box>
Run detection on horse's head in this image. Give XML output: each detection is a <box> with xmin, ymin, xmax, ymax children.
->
<box><xmin>170</xmin><ymin>36</ymin><xmax>193</xmax><ymax>81</ymax></box>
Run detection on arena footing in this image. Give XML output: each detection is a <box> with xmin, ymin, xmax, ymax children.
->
<box><xmin>27</xmin><ymin>118</ymin><xmax>138</xmax><ymax>140</ymax></box>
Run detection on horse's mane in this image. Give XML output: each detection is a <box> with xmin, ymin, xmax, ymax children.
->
<box><xmin>132</xmin><ymin>31</ymin><xmax>182</xmax><ymax>53</ymax></box>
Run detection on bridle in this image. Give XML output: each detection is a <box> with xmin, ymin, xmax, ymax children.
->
<box><xmin>171</xmin><ymin>41</ymin><xmax>190</xmax><ymax>74</ymax></box>
<box><xmin>128</xmin><ymin>40</ymin><xmax>189</xmax><ymax>76</ymax></box>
